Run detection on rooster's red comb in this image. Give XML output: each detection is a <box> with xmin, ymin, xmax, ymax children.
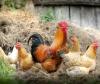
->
<box><xmin>58</xmin><ymin>21</ymin><xmax>68</xmax><ymax>30</ymax></box>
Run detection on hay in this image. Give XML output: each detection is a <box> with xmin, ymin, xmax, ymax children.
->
<box><xmin>0</xmin><ymin>10</ymin><xmax>40</xmax><ymax>53</ymax></box>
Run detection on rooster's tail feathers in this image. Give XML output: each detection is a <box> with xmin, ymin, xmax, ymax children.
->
<box><xmin>28</xmin><ymin>32</ymin><xmax>44</xmax><ymax>45</ymax></box>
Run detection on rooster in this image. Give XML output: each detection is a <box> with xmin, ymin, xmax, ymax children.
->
<box><xmin>28</xmin><ymin>21</ymin><xmax>68</xmax><ymax>72</ymax></box>
<box><xmin>41</xmin><ymin>55</ymin><xmax>63</xmax><ymax>73</ymax></box>
<box><xmin>16</xmin><ymin>42</ymin><xmax>33</xmax><ymax>71</ymax></box>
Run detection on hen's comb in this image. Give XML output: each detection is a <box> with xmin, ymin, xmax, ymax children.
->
<box><xmin>15</xmin><ymin>42</ymin><xmax>22</xmax><ymax>49</ymax></box>
<box><xmin>16</xmin><ymin>42</ymin><xmax>21</xmax><ymax>45</ymax></box>
<box><xmin>58</xmin><ymin>21</ymin><xmax>68</xmax><ymax>30</ymax></box>
<box><xmin>93</xmin><ymin>40</ymin><xmax>98</xmax><ymax>43</ymax></box>
<box><xmin>92</xmin><ymin>40</ymin><xmax>99</xmax><ymax>47</ymax></box>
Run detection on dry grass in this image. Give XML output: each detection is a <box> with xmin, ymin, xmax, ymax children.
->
<box><xmin>0</xmin><ymin>10</ymin><xmax>40</xmax><ymax>53</ymax></box>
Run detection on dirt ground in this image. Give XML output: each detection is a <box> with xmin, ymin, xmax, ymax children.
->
<box><xmin>0</xmin><ymin>10</ymin><xmax>100</xmax><ymax>84</ymax></box>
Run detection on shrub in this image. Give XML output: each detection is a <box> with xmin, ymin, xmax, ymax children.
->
<box><xmin>4</xmin><ymin>0</ymin><xmax>27</xmax><ymax>9</ymax></box>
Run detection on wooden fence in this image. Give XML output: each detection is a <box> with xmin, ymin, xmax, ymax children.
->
<box><xmin>35</xmin><ymin>6</ymin><xmax>100</xmax><ymax>29</ymax></box>
<box><xmin>33</xmin><ymin>0</ymin><xmax>100</xmax><ymax>6</ymax></box>
<box><xmin>31</xmin><ymin>0</ymin><xmax>100</xmax><ymax>29</ymax></box>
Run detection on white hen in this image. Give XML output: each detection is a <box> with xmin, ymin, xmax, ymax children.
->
<box><xmin>8</xmin><ymin>46</ymin><xmax>18</xmax><ymax>64</ymax></box>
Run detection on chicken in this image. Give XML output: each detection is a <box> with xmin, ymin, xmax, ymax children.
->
<box><xmin>49</xmin><ymin>21</ymin><xmax>68</xmax><ymax>54</ymax></box>
<box><xmin>79</xmin><ymin>41</ymin><xmax>99</xmax><ymax>71</ymax></box>
<box><xmin>0</xmin><ymin>47</ymin><xmax>7</xmax><ymax>60</ymax></box>
<box><xmin>8</xmin><ymin>46</ymin><xmax>18</xmax><ymax>64</ymax></box>
<box><xmin>62</xmin><ymin>39</ymin><xmax>99</xmax><ymax>77</ymax></box>
<box><xmin>41</xmin><ymin>56</ymin><xmax>62</xmax><ymax>73</ymax></box>
<box><xmin>62</xmin><ymin>35</ymin><xmax>82</xmax><ymax>67</ymax></box>
<box><xmin>16</xmin><ymin>42</ymin><xmax>33</xmax><ymax>71</ymax></box>
<box><xmin>66</xmin><ymin>66</ymin><xmax>89</xmax><ymax>77</ymax></box>
<box><xmin>69</xmin><ymin>35</ymin><xmax>81</xmax><ymax>53</ymax></box>
<box><xmin>0</xmin><ymin>47</ymin><xmax>17</xmax><ymax>69</ymax></box>
<box><xmin>0</xmin><ymin>45</ymin><xmax>18</xmax><ymax>64</ymax></box>
<box><xmin>28</xmin><ymin>21</ymin><xmax>68</xmax><ymax>72</ymax></box>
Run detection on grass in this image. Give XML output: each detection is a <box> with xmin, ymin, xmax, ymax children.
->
<box><xmin>0</xmin><ymin>58</ymin><xmax>15</xmax><ymax>79</ymax></box>
<box><xmin>0</xmin><ymin>57</ymin><xmax>25</xmax><ymax>84</ymax></box>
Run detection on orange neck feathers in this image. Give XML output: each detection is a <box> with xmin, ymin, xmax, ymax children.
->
<box><xmin>58</xmin><ymin>21</ymin><xmax>68</xmax><ymax>39</ymax></box>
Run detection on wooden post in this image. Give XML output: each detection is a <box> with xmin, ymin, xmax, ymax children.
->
<box><xmin>25</xmin><ymin>0</ymin><xmax>35</xmax><ymax>15</ymax></box>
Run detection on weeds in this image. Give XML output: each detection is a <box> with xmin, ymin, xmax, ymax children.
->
<box><xmin>1</xmin><ymin>0</ymin><xmax>27</xmax><ymax>9</ymax></box>
<box><xmin>0</xmin><ymin>58</ymin><xmax>23</xmax><ymax>84</ymax></box>
<box><xmin>41</xmin><ymin>8</ymin><xmax>56</xmax><ymax>22</ymax></box>
<box><xmin>0</xmin><ymin>58</ymin><xmax>15</xmax><ymax>79</ymax></box>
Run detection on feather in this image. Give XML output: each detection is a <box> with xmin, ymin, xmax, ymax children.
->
<box><xmin>28</xmin><ymin>32</ymin><xmax>44</xmax><ymax>62</ymax></box>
